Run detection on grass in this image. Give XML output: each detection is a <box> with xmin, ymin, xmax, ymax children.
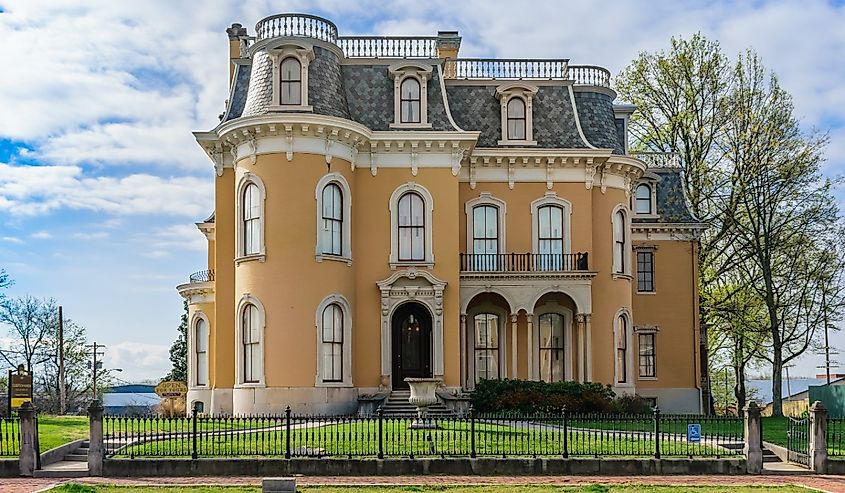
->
<box><xmin>38</xmin><ymin>415</ymin><xmax>90</xmax><ymax>452</ymax></box>
<box><xmin>46</xmin><ymin>484</ymin><xmax>816</xmax><ymax>493</ymax></box>
<box><xmin>761</xmin><ymin>416</ymin><xmax>788</xmax><ymax>447</ymax></box>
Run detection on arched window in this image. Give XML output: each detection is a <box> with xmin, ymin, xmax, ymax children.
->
<box><xmin>194</xmin><ymin>318</ymin><xmax>208</xmax><ymax>386</ymax></box>
<box><xmin>243</xmin><ymin>183</ymin><xmax>261</xmax><ymax>255</ymax></box>
<box><xmin>473</xmin><ymin>313</ymin><xmax>500</xmax><ymax>382</ymax></box>
<box><xmin>321</xmin><ymin>304</ymin><xmax>344</xmax><ymax>383</ymax></box>
<box><xmin>613</xmin><ymin>210</ymin><xmax>626</xmax><ymax>273</ymax></box>
<box><xmin>616</xmin><ymin>314</ymin><xmax>628</xmax><ymax>384</ymax></box>
<box><xmin>539</xmin><ymin>313</ymin><xmax>565</xmax><ymax>382</ymax></box>
<box><xmin>242</xmin><ymin>303</ymin><xmax>261</xmax><ymax>383</ymax></box>
<box><xmin>472</xmin><ymin>205</ymin><xmax>499</xmax><ymax>271</ymax></box>
<box><xmin>635</xmin><ymin>184</ymin><xmax>652</xmax><ymax>214</ymax></box>
<box><xmin>507</xmin><ymin>97</ymin><xmax>526</xmax><ymax>140</ymax></box>
<box><xmin>398</xmin><ymin>192</ymin><xmax>425</xmax><ymax>261</ymax></box>
<box><xmin>320</xmin><ymin>184</ymin><xmax>343</xmax><ymax>256</ymax></box>
<box><xmin>280</xmin><ymin>57</ymin><xmax>302</xmax><ymax>105</ymax></box>
<box><xmin>537</xmin><ymin>205</ymin><xmax>564</xmax><ymax>270</ymax></box>
<box><xmin>400</xmin><ymin>77</ymin><xmax>421</xmax><ymax>123</ymax></box>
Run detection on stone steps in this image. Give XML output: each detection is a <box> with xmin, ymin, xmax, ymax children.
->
<box><xmin>379</xmin><ymin>391</ymin><xmax>455</xmax><ymax>418</ymax></box>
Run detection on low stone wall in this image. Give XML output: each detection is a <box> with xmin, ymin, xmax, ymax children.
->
<box><xmin>41</xmin><ymin>439</ymin><xmax>85</xmax><ymax>467</ymax></box>
<box><xmin>104</xmin><ymin>457</ymin><xmax>746</xmax><ymax>477</ymax></box>
<box><xmin>0</xmin><ymin>459</ymin><xmax>19</xmax><ymax>477</ymax></box>
<box><xmin>828</xmin><ymin>459</ymin><xmax>845</xmax><ymax>475</ymax></box>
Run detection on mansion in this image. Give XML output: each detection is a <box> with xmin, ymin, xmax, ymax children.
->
<box><xmin>177</xmin><ymin>13</ymin><xmax>706</xmax><ymax>415</ymax></box>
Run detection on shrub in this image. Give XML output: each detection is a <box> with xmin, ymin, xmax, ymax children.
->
<box><xmin>470</xmin><ymin>379</ymin><xmax>616</xmax><ymax>414</ymax></box>
<box><xmin>611</xmin><ymin>393</ymin><xmax>654</xmax><ymax>414</ymax></box>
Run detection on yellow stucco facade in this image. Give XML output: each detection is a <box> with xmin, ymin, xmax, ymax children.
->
<box><xmin>177</xmin><ymin>14</ymin><xmax>705</xmax><ymax>415</ymax></box>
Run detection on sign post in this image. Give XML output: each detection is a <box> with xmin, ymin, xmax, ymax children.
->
<box><xmin>10</xmin><ymin>365</ymin><xmax>33</xmax><ymax>412</ymax></box>
<box><xmin>687</xmin><ymin>423</ymin><xmax>702</xmax><ymax>443</ymax></box>
<box><xmin>155</xmin><ymin>381</ymin><xmax>188</xmax><ymax>416</ymax></box>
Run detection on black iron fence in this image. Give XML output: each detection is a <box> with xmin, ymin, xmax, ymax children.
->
<box><xmin>460</xmin><ymin>252</ymin><xmax>589</xmax><ymax>272</ymax></box>
<box><xmin>829</xmin><ymin>418</ymin><xmax>844</xmax><ymax>457</ymax></box>
<box><xmin>787</xmin><ymin>417</ymin><xmax>810</xmax><ymax>466</ymax></box>
<box><xmin>0</xmin><ymin>416</ymin><xmax>21</xmax><ymax>457</ymax></box>
<box><xmin>103</xmin><ymin>408</ymin><xmax>742</xmax><ymax>459</ymax></box>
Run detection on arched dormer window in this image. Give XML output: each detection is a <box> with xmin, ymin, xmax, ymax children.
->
<box><xmin>236</xmin><ymin>173</ymin><xmax>266</xmax><ymax>263</ymax></box>
<box><xmin>389</xmin><ymin>183</ymin><xmax>435</xmax><ymax>267</ymax></box>
<box><xmin>506</xmin><ymin>97</ymin><xmax>526</xmax><ymax>140</ymax></box>
<box><xmin>389</xmin><ymin>62</ymin><xmax>432</xmax><ymax>129</ymax></box>
<box><xmin>315</xmin><ymin>173</ymin><xmax>352</xmax><ymax>263</ymax></box>
<box><xmin>400</xmin><ymin>77</ymin><xmax>421</xmax><ymax>123</ymax></box>
<box><xmin>497</xmin><ymin>83</ymin><xmax>538</xmax><ymax>145</ymax></box>
<box><xmin>280</xmin><ymin>57</ymin><xmax>302</xmax><ymax>105</ymax></box>
<box><xmin>635</xmin><ymin>183</ymin><xmax>652</xmax><ymax>214</ymax></box>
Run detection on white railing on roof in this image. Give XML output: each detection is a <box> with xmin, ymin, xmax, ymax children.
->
<box><xmin>631</xmin><ymin>152</ymin><xmax>681</xmax><ymax>168</ymax></box>
<box><xmin>567</xmin><ymin>65</ymin><xmax>611</xmax><ymax>87</ymax></box>
<box><xmin>255</xmin><ymin>13</ymin><xmax>338</xmax><ymax>43</ymax></box>
<box><xmin>337</xmin><ymin>36</ymin><xmax>438</xmax><ymax>58</ymax></box>
<box><xmin>449</xmin><ymin>59</ymin><xmax>570</xmax><ymax>80</ymax></box>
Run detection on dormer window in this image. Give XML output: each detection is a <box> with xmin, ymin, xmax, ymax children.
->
<box><xmin>280</xmin><ymin>57</ymin><xmax>302</xmax><ymax>105</ymax></box>
<box><xmin>635</xmin><ymin>184</ymin><xmax>652</xmax><ymax>214</ymax></box>
<box><xmin>389</xmin><ymin>62</ymin><xmax>432</xmax><ymax>129</ymax></box>
<box><xmin>632</xmin><ymin>175</ymin><xmax>660</xmax><ymax>218</ymax></box>
<box><xmin>496</xmin><ymin>83</ymin><xmax>538</xmax><ymax>145</ymax></box>
<box><xmin>268</xmin><ymin>42</ymin><xmax>314</xmax><ymax>112</ymax></box>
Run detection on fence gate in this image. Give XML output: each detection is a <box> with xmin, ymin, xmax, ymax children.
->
<box><xmin>786</xmin><ymin>417</ymin><xmax>810</xmax><ymax>467</ymax></box>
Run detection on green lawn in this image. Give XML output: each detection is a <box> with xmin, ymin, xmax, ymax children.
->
<box><xmin>47</xmin><ymin>484</ymin><xmax>815</xmax><ymax>493</ymax></box>
<box><xmin>761</xmin><ymin>416</ymin><xmax>788</xmax><ymax>447</ymax></box>
<box><xmin>38</xmin><ymin>415</ymin><xmax>90</xmax><ymax>452</ymax></box>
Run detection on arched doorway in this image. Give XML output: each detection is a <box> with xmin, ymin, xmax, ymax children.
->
<box><xmin>391</xmin><ymin>302</ymin><xmax>433</xmax><ymax>389</ymax></box>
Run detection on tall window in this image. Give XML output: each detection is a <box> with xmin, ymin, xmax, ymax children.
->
<box><xmin>320</xmin><ymin>184</ymin><xmax>343</xmax><ymax>256</ymax></box>
<box><xmin>637</xmin><ymin>251</ymin><xmax>655</xmax><ymax>292</ymax></box>
<box><xmin>616</xmin><ymin>315</ymin><xmax>628</xmax><ymax>384</ymax></box>
<box><xmin>472</xmin><ymin>205</ymin><xmax>498</xmax><ymax>270</ymax></box>
<box><xmin>398</xmin><ymin>192</ymin><xmax>425</xmax><ymax>261</ymax></box>
<box><xmin>321</xmin><ymin>304</ymin><xmax>343</xmax><ymax>383</ymax></box>
<box><xmin>473</xmin><ymin>313</ymin><xmax>499</xmax><ymax>382</ymax></box>
<box><xmin>507</xmin><ymin>97</ymin><xmax>526</xmax><ymax>140</ymax></box>
<box><xmin>635</xmin><ymin>184</ymin><xmax>652</xmax><ymax>214</ymax></box>
<box><xmin>242</xmin><ymin>304</ymin><xmax>261</xmax><ymax>383</ymax></box>
<box><xmin>539</xmin><ymin>313</ymin><xmax>565</xmax><ymax>382</ymax></box>
<box><xmin>537</xmin><ymin>205</ymin><xmax>564</xmax><ymax>270</ymax></box>
<box><xmin>243</xmin><ymin>183</ymin><xmax>261</xmax><ymax>255</ymax></box>
<box><xmin>280</xmin><ymin>57</ymin><xmax>302</xmax><ymax>105</ymax></box>
<box><xmin>639</xmin><ymin>333</ymin><xmax>656</xmax><ymax>378</ymax></box>
<box><xmin>613</xmin><ymin>210</ymin><xmax>626</xmax><ymax>273</ymax></box>
<box><xmin>194</xmin><ymin>318</ymin><xmax>208</xmax><ymax>386</ymax></box>
<box><xmin>400</xmin><ymin>77</ymin><xmax>421</xmax><ymax>123</ymax></box>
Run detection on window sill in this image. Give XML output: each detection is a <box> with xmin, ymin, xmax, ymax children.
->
<box><xmin>235</xmin><ymin>382</ymin><xmax>266</xmax><ymax>389</ymax></box>
<box><xmin>635</xmin><ymin>290</ymin><xmax>657</xmax><ymax>295</ymax></box>
<box><xmin>316</xmin><ymin>380</ymin><xmax>354</xmax><ymax>388</ymax></box>
<box><xmin>390</xmin><ymin>261</ymin><xmax>435</xmax><ymax>270</ymax></box>
<box><xmin>638</xmin><ymin>376</ymin><xmax>658</xmax><ymax>381</ymax></box>
<box><xmin>316</xmin><ymin>254</ymin><xmax>352</xmax><ymax>266</ymax></box>
<box><xmin>497</xmin><ymin>139</ymin><xmax>538</xmax><ymax>146</ymax></box>
<box><xmin>236</xmin><ymin>254</ymin><xmax>266</xmax><ymax>265</ymax></box>
<box><xmin>268</xmin><ymin>104</ymin><xmax>313</xmax><ymax>112</ymax></box>
<box><xmin>189</xmin><ymin>385</ymin><xmax>210</xmax><ymax>390</ymax></box>
<box><xmin>612</xmin><ymin>273</ymin><xmax>633</xmax><ymax>281</ymax></box>
<box><xmin>634</xmin><ymin>213</ymin><xmax>660</xmax><ymax>220</ymax></box>
<box><xmin>389</xmin><ymin>122</ymin><xmax>433</xmax><ymax>129</ymax></box>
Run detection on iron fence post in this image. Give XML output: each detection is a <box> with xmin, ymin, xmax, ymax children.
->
<box><xmin>562</xmin><ymin>406</ymin><xmax>569</xmax><ymax>459</ymax></box>
<box><xmin>470</xmin><ymin>405</ymin><xmax>476</xmax><ymax>458</ymax></box>
<box><xmin>653</xmin><ymin>406</ymin><xmax>661</xmax><ymax>459</ymax></box>
<box><xmin>191</xmin><ymin>405</ymin><xmax>198</xmax><ymax>460</ymax></box>
<box><xmin>377</xmin><ymin>406</ymin><xmax>384</xmax><ymax>459</ymax></box>
<box><xmin>285</xmin><ymin>406</ymin><xmax>292</xmax><ymax>459</ymax></box>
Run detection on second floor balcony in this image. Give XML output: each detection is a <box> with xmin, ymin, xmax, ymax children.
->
<box><xmin>459</xmin><ymin>252</ymin><xmax>589</xmax><ymax>273</ymax></box>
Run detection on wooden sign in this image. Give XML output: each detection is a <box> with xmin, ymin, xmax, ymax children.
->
<box><xmin>155</xmin><ymin>380</ymin><xmax>187</xmax><ymax>398</ymax></box>
<box><xmin>10</xmin><ymin>366</ymin><xmax>33</xmax><ymax>410</ymax></box>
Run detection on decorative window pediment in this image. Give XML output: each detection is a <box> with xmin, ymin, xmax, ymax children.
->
<box><xmin>388</xmin><ymin>62</ymin><xmax>433</xmax><ymax>129</ymax></box>
<box><xmin>496</xmin><ymin>82</ymin><xmax>539</xmax><ymax>146</ymax></box>
<box><xmin>267</xmin><ymin>42</ymin><xmax>315</xmax><ymax>112</ymax></box>
<box><xmin>632</xmin><ymin>172</ymin><xmax>661</xmax><ymax>218</ymax></box>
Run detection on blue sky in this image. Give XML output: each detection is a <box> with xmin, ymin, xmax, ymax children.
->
<box><xmin>1</xmin><ymin>0</ymin><xmax>843</xmax><ymax>382</ymax></box>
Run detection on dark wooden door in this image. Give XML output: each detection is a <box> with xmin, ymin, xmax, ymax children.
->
<box><xmin>391</xmin><ymin>303</ymin><xmax>432</xmax><ymax>389</ymax></box>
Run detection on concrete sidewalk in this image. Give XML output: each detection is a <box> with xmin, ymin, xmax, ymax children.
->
<box><xmin>7</xmin><ymin>474</ymin><xmax>845</xmax><ymax>493</ymax></box>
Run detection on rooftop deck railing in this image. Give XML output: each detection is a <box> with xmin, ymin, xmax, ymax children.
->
<box><xmin>567</xmin><ymin>65</ymin><xmax>611</xmax><ymax>87</ymax></box>
<box><xmin>189</xmin><ymin>269</ymin><xmax>215</xmax><ymax>283</ymax></box>
<box><xmin>449</xmin><ymin>59</ymin><xmax>570</xmax><ymax>80</ymax></box>
<box><xmin>338</xmin><ymin>36</ymin><xmax>438</xmax><ymax>58</ymax></box>
<box><xmin>255</xmin><ymin>13</ymin><xmax>338</xmax><ymax>43</ymax></box>
<box><xmin>630</xmin><ymin>152</ymin><xmax>682</xmax><ymax>169</ymax></box>
<box><xmin>460</xmin><ymin>252</ymin><xmax>589</xmax><ymax>273</ymax></box>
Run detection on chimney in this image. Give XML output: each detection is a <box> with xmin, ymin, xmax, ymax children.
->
<box><xmin>436</xmin><ymin>31</ymin><xmax>461</xmax><ymax>79</ymax></box>
<box><xmin>226</xmin><ymin>23</ymin><xmax>248</xmax><ymax>85</ymax></box>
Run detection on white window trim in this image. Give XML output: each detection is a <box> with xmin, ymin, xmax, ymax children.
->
<box><xmin>267</xmin><ymin>42</ymin><xmax>314</xmax><ymax>112</ymax></box>
<box><xmin>496</xmin><ymin>82</ymin><xmax>539</xmax><ymax>146</ymax></box>
<box><xmin>530</xmin><ymin>192</ymin><xmax>572</xmax><ymax>255</ymax></box>
<box><xmin>636</xmin><ymin>328</ymin><xmax>658</xmax><ymax>381</ymax></box>
<box><xmin>532</xmin><ymin>304</ymin><xmax>574</xmax><ymax>382</ymax></box>
<box><xmin>388</xmin><ymin>62</ymin><xmax>433</xmax><ymax>129</ymax></box>
<box><xmin>632</xmin><ymin>181</ymin><xmax>659</xmax><ymax>219</ymax></box>
<box><xmin>389</xmin><ymin>182</ymin><xmax>435</xmax><ymax>269</ymax></box>
<box><xmin>611</xmin><ymin>204</ymin><xmax>632</xmax><ymax>279</ymax></box>
<box><xmin>235</xmin><ymin>294</ymin><xmax>266</xmax><ymax>388</ymax></box>
<box><xmin>235</xmin><ymin>172</ymin><xmax>267</xmax><ymax>264</ymax></box>
<box><xmin>315</xmin><ymin>173</ymin><xmax>352</xmax><ymax>264</ymax></box>
<box><xmin>465</xmin><ymin>192</ymin><xmax>507</xmax><ymax>255</ymax></box>
<box><xmin>465</xmin><ymin>302</ymin><xmax>509</xmax><ymax>389</ymax></box>
<box><xmin>634</xmin><ymin>246</ymin><xmax>657</xmax><ymax>295</ymax></box>
<box><xmin>613</xmin><ymin>308</ymin><xmax>634</xmax><ymax>389</ymax></box>
<box><xmin>315</xmin><ymin>294</ymin><xmax>353</xmax><ymax>387</ymax></box>
<box><xmin>188</xmin><ymin>311</ymin><xmax>210</xmax><ymax>389</ymax></box>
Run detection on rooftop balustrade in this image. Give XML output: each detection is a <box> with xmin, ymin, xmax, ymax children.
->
<box><xmin>630</xmin><ymin>152</ymin><xmax>681</xmax><ymax>169</ymax></box>
<box><xmin>255</xmin><ymin>13</ymin><xmax>338</xmax><ymax>43</ymax></box>
<box><xmin>189</xmin><ymin>269</ymin><xmax>215</xmax><ymax>283</ymax></box>
<box><xmin>337</xmin><ymin>36</ymin><xmax>438</xmax><ymax>58</ymax></box>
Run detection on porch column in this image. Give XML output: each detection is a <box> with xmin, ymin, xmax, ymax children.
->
<box><xmin>576</xmin><ymin>314</ymin><xmax>586</xmax><ymax>383</ymax></box>
<box><xmin>584</xmin><ymin>314</ymin><xmax>593</xmax><ymax>381</ymax></box>
<box><xmin>526</xmin><ymin>313</ymin><xmax>534</xmax><ymax>380</ymax></box>
<box><xmin>510</xmin><ymin>314</ymin><xmax>518</xmax><ymax>379</ymax></box>
<box><xmin>460</xmin><ymin>314</ymin><xmax>467</xmax><ymax>389</ymax></box>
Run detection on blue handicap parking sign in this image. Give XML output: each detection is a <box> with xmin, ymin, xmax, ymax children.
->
<box><xmin>687</xmin><ymin>423</ymin><xmax>701</xmax><ymax>443</ymax></box>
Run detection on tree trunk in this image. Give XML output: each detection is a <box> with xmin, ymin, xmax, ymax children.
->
<box><xmin>771</xmin><ymin>352</ymin><xmax>783</xmax><ymax>417</ymax></box>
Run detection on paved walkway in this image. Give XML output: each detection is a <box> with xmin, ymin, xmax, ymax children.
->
<box><xmin>6</xmin><ymin>474</ymin><xmax>845</xmax><ymax>493</ymax></box>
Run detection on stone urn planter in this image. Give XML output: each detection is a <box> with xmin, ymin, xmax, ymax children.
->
<box><xmin>404</xmin><ymin>377</ymin><xmax>442</xmax><ymax>429</ymax></box>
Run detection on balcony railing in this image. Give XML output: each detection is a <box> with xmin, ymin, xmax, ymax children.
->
<box><xmin>630</xmin><ymin>152</ymin><xmax>681</xmax><ymax>169</ymax></box>
<box><xmin>460</xmin><ymin>253</ymin><xmax>589</xmax><ymax>273</ymax></box>
<box><xmin>449</xmin><ymin>59</ymin><xmax>570</xmax><ymax>80</ymax></box>
<box><xmin>337</xmin><ymin>36</ymin><xmax>437</xmax><ymax>58</ymax></box>
<box><xmin>189</xmin><ymin>269</ymin><xmax>215</xmax><ymax>283</ymax></box>
<box><xmin>567</xmin><ymin>65</ymin><xmax>611</xmax><ymax>87</ymax></box>
<box><xmin>255</xmin><ymin>13</ymin><xmax>338</xmax><ymax>43</ymax></box>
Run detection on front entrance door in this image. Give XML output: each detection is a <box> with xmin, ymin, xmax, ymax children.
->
<box><xmin>391</xmin><ymin>302</ymin><xmax>432</xmax><ymax>389</ymax></box>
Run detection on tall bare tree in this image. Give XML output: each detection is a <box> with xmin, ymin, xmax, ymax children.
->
<box><xmin>0</xmin><ymin>295</ymin><xmax>57</xmax><ymax>372</ymax></box>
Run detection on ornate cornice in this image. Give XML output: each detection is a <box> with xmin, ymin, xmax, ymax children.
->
<box><xmin>176</xmin><ymin>281</ymin><xmax>215</xmax><ymax>304</ymax></box>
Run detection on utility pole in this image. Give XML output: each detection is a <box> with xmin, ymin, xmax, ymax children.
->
<box><xmin>58</xmin><ymin>305</ymin><xmax>66</xmax><ymax>415</ymax></box>
<box><xmin>86</xmin><ymin>342</ymin><xmax>105</xmax><ymax>401</ymax></box>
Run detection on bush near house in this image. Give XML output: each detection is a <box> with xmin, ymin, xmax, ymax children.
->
<box><xmin>471</xmin><ymin>379</ymin><xmax>654</xmax><ymax>414</ymax></box>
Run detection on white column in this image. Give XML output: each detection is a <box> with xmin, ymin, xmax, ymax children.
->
<box><xmin>510</xmin><ymin>314</ymin><xmax>518</xmax><ymax>380</ymax></box>
<box><xmin>459</xmin><ymin>314</ymin><xmax>467</xmax><ymax>389</ymax></box>
<box><xmin>526</xmin><ymin>314</ymin><xmax>534</xmax><ymax>380</ymax></box>
<box><xmin>585</xmin><ymin>314</ymin><xmax>593</xmax><ymax>381</ymax></box>
<box><xmin>576</xmin><ymin>314</ymin><xmax>586</xmax><ymax>383</ymax></box>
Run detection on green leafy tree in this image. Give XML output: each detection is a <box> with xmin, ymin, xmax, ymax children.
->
<box><xmin>165</xmin><ymin>300</ymin><xmax>188</xmax><ymax>382</ymax></box>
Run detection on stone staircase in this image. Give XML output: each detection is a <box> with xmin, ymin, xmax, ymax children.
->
<box><xmin>34</xmin><ymin>440</ymin><xmax>89</xmax><ymax>478</ymax></box>
<box><xmin>379</xmin><ymin>390</ymin><xmax>455</xmax><ymax>418</ymax></box>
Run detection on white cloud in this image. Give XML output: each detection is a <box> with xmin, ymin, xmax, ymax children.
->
<box><xmin>72</xmin><ymin>232</ymin><xmax>110</xmax><ymax>240</ymax></box>
<box><xmin>1</xmin><ymin>236</ymin><xmax>24</xmax><ymax>244</ymax></box>
<box><xmin>29</xmin><ymin>231</ymin><xmax>53</xmax><ymax>239</ymax></box>
<box><xmin>107</xmin><ymin>341</ymin><xmax>170</xmax><ymax>378</ymax></box>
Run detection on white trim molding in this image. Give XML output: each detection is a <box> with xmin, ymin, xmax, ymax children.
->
<box><xmin>188</xmin><ymin>311</ymin><xmax>211</xmax><ymax>390</ymax></box>
<box><xmin>267</xmin><ymin>41</ymin><xmax>315</xmax><ymax>112</ymax></box>
<box><xmin>530</xmin><ymin>192</ymin><xmax>573</xmax><ymax>255</ymax></box>
<box><xmin>465</xmin><ymin>192</ymin><xmax>508</xmax><ymax>257</ymax></box>
<box><xmin>632</xmin><ymin>172</ymin><xmax>661</xmax><ymax>219</ymax></box>
<box><xmin>613</xmin><ymin>307</ymin><xmax>635</xmax><ymax>391</ymax></box>
<box><xmin>389</xmin><ymin>182</ymin><xmax>435</xmax><ymax>269</ymax></box>
<box><xmin>315</xmin><ymin>294</ymin><xmax>354</xmax><ymax>388</ymax></box>
<box><xmin>314</xmin><ymin>172</ymin><xmax>353</xmax><ymax>264</ymax></box>
<box><xmin>235</xmin><ymin>171</ymin><xmax>267</xmax><ymax>264</ymax></box>
<box><xmin>496</xmin><ymin>82</ymin><xmax>539</xmax><ymax>146</ymax></box>
<box><xmin>388</xmin><ymin>62</ymin><xmax>433</xmax><ymax>129</ymax></box>
<box><xmin>235</xmin><ymin>294</ymin><xmax>266</xmax><ymax>388</ymax></box>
